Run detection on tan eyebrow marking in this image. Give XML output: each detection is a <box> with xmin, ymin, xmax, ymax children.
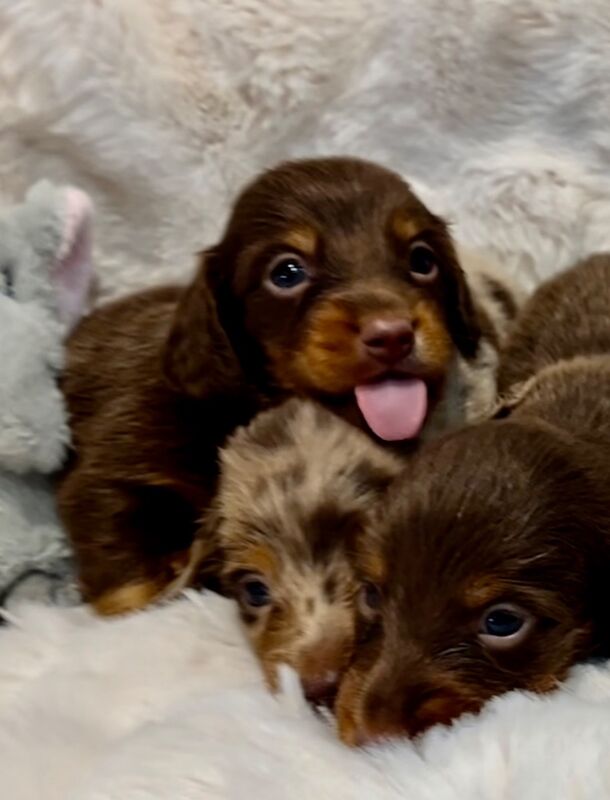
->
<box><xmin>229</xmin><ymin>543</ymin><xmax>280</xmax><ymax>579</ymax></box>
<box><xmin>282</xmin><ymin>225</ymin><xmax>319</xmax><ymax>256</ymax></box>
<box><xmin>463</xmin><ymin>576</ymin><xmax>505</xmax><ymax>609</ymax></box>
<box><xmin>390</xmin><ymin>210</ymin><xmax>424</xmax><ymax>243</ymax></box>
<box><xmin>357</xmin><ymin>546</ymin><xmax>387</xmax><ymax>584</ymax></box>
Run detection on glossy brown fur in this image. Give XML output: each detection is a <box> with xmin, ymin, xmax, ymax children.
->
<box><xmin>498</xmin><ymin>254</ymin><xmax>610</xmax><ymax>394</ymax></box>
<box><xmin>58</xmin><ymin>157</ymin><xmax>494</xmax><ymax>613</ymax></box>
<box><xmin>337</xmin><ymin>254</ymin><xmax>610</xmax><ymax>744</ymax></box>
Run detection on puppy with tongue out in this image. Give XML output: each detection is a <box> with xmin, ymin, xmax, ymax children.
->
<box><xmin>58</xmin><ymin>156</ymin><xmax>519</xmax><ymax>614</ymax></box>
<box><xmin>355</xmin><ymin>376</ymin><xmax>428</xmax><ymax>442</ymax></box>
<box><xmin>352</xmin><ymin>312</ymin><xmax>430</xmax><ymax>440</ymax></box>
<box><xmin>224</xmin><ymin>158</ymin><xmax>507</xmax><ymax>445</ymax></box>
<box><xmin>335</xmin><ymin>300</ymin><xmax>455</xmax><ymax>443</ymax></box>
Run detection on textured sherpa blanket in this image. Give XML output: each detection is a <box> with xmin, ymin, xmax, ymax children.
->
<box><xmin>3</xmin><ymin>0</ymin><xmax>610</xmax><ymax>299</ymax></box>
<box><xmin>1</xmin><ymin>1</ymin><xmax>610</xmax><ymax>797</ymax></box>
<box><xmin>1</xmin><ymin>595</ymin><xmax>610</xmax><ymax>800</ymax></box>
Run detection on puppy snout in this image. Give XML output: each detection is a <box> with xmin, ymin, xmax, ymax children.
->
<box><xmin>300</xmin><ymin>671</ymin><xmax>339</xmax><ymax>707</ymax></box>
<box><xmin>354</xmin><ymin>681</ymin><xmax>480</xmax><ymax>742</ymax></box>
<box><xmin>360</xmin><ymin>318</ymin><xmax>414</xmax><ymax>364</ymax></box>
<box><xmin>298</xmin><ymin>635</ymin><xmax>347</xmax><ymax>708</ymax></box>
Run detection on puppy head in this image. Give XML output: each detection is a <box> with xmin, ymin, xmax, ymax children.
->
<box><xmin>208</xmin><ymin>398</ymin><xmax>401</xmax><ymax>705</ymax></box>
<box><xmin>164</xmin><ymin>157</ymin><xmax>481</xmax><ymax>441</ymax></box>
<box><xmin>336</xmin><ymin>419</ymin><xmax>610</xmax><ymax>744</ymax></box>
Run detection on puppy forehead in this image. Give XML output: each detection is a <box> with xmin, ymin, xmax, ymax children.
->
<box><xmin>221</xmin><ymin>400</ymin><xmax>399</xmax><ymax>502</ymax></box>
<box><xmin>376</xmin><ymin>497</ymin><xmax>580</xmax><ymax>618</ymax></box>
<box><xmin>218</xmin><ymin>401</ymin><xmax>400</xmax><ymax>566</ymax></box>
<box><xmin>378</xmin><ymin>495</ymin><xmax>527</xmax><ymax>598</ymax></box>
<box><xmin>217</xmin><ymin>461</ymin><xmax>378</xmax><ymax>570</ymax></box>
<box><xmin>223</xmin><ymin>454</ymin><xmax>391</xmax><ymax>549</ymax></box>
<box><xmin>363</xmin><ymin>438</ymin><xmax>541</xmax><ymax>593</ymax></box>
<box><xmin>231</xmin><ymin>527</ymin><xmax>355</xmax><ymax>588</ymax></box>
<box><xmin>231</xmin><ymin>158</ymin><xmax>434</xmax><ymax>242</ymax></box>
<box><xmin>242</xmin><ymin>491</ymin><xmax>366</xmax><ymax>563</ymax></box>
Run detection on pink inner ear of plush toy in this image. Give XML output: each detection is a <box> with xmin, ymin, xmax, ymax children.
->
<box><xmin>52</xmin><ymin>188</ymin><xmax>95</xmax><ymax>331</ymax></box>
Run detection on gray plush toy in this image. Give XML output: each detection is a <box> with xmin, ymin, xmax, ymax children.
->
<box><xmin>0</xmin><ymin>180</ymin><xmax>95</xmax><ymax>612</ymax></box>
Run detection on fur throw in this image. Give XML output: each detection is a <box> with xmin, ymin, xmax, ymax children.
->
<box><xmin>0</xmin><ymin>595</ymin><xmax>609</xmax><ymax>799</ymax></box>
<box><xmin>2</xmin><ymin>0</ymin><xmax>610</xmax><ymax>299</ymax></box>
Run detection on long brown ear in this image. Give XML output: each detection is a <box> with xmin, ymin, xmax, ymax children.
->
<box><xmin>446</xmin><ymin>265</ymin><xmax>483</xmax><ymax>360</ymax></box>
<box><xmin>438</xmin><ymin>230</ymin><xmax>483</xmax><ymax>360</ymax></box>
<box><xmin>163</xmin><ymin>252</ymin><xmax>243</xmax><ymax>398</ymax></box>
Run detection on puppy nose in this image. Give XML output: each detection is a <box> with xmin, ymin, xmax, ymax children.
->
<box><xmin>301</xmin><ymin>673</ymin><xmax>339</xmax><ymax>707</ymax></box>
<box><xmin>360</xmin><ymin>319</ymin><xmax>414</xmax><ymax>363</ymax></box>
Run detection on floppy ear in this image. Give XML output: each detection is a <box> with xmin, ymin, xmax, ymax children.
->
<box><xmin>445</xmin><ymin>265</ymin><xmax>483</xmax><ymax>360</ymax></box>
<box><xmin>438</xmin><ymin>231</ymin><xmax>483</xmax><ymax>360</ymax></box>
<box><xmin>491</xmin><ymin>377</ymin><xmax>536</xmax><ymax>419</ymax></box>
<box><xmin>158</xmin><ymin>521</ymin><xmax>225</xmax><ymax>602</ymax></box>
<box><xmin>163</xmin><ymin>252</ymin><xmax>244</xmax><ymax>398</ymax></box>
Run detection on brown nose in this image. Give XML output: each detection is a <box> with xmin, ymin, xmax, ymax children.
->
<box><xmin>301</xmin><ymin>673</ymin><xmax>339</xmax><ymax>707</ymax></box>
<box><xmin>360</xmin><ymin>319</ymin><xmax>414</xmax><ymax>364</ymax></box>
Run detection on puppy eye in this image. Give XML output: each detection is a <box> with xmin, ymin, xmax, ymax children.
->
<box><xmin>478</xmin><ymin>603</ymin><xmax>534</xmax><ymax>651</ymax></box>
<box><xmin>408</xmin><ymin>242</ymin><xmax>438</xmax><ymax>283</ymax></box>
<box><xmin>358</xmin><ymin>582</ymin><xmax>382</xmax><ymax>616</ymax></box>
<box><xmin>266</xmin><ymin>253</ymin><xmax>311</xmax><ymax>294</ymax></box>
<box><xmin>238</xmin><ymin>574</ymin><xmax>272</xmax><ymax>609</ymax></box>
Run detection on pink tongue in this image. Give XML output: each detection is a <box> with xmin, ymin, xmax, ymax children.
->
<box><xmin>355</xmin><ymin>378</ymin><xmax>428</xmax><ymax>441</ymax></box>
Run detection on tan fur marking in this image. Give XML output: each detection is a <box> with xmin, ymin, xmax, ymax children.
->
<box><xmin>336</xmin><ymin>663</ymin><xmax>371</xmax><ymax>745</ymax></box>
<box><xmin>282</xmin><ymin>225</ymin><xmax>319</xmax><ymax>256</ymax></box>
<box><xmin>462</xmin><ymin>576</ymin><xmax>505</xmax><ymax>609</ymax></box>
<box><xmin>235</xmin><ymin>544</ymin><xmax>280</xmax><ymax>579</ymax></box>
<box><xmin>272</xmin><ymin>298</ymin><xmax>362</xmax><ymax>393</ymax></box>
<box><xmin>413</xmin><ymin>297</ymin><xmax>454</xmax><ymax>371</ymax></box>
<box><xmin>358</xmin><ymin>548</ymin><xmax>387</xmax><ymax>585</ymax></box>
<box><xmin>530</xmin><ymin>673</ymin><xmax>560</xmax><ymax>694</ymax></box>
<box><xmin>390</xmin><ymin>211</ymin><xmax>423</xmax><ymax>243</ymax></box>
<box><xmin>93</xmin><ymin>581</ymin><xmax>160</xmax><ymax>616</ymax></box>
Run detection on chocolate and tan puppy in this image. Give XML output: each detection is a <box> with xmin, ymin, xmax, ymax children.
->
<box><xmin>336</xmin><ymin>254</ymin><xmax>610</xmax><ymax>744</ymax></box>
<box><xmin>58</xmin><ymin>157</ymin><xmax>517</xmax><ymax>614</ymax></box>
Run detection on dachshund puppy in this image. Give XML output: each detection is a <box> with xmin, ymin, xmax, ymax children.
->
<box><xmin>336</xmin><ymin>254</ymin><xmax>610</xmax><ymax>744</ymax></box>
<box><xmin>183</xmin><ymin>398</ymin><xmax>401</xmax><ymax>706</ymax></box>
<box><xmin>58</xmin><ymin>157</ymin><xmax>517</xmax><ymax>615</ymax></box>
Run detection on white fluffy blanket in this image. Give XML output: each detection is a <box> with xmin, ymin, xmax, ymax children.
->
<box><xmin>2</xmin><ymin>1</ymin><xmax>610</xmax><ymax>796</ymax></box>
<box><xmin>3</xmin><ymin>0</ymin><xmax>610</xmax><ymax>299</ymax></box>
<box><xmin>1</xmin><ymin>595</ymin><xmax>610</xmax><ymax>800</ymax></box>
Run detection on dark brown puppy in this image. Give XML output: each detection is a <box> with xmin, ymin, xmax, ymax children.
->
<box><xmin>58</xmin><ymin>157</ymin><xmax>510</xmax><ymax>615</ymax></box>
<box><xmin>336</xmin><ymin>254</ymin><xmax>610</xmax><ymax>745</ymax></box>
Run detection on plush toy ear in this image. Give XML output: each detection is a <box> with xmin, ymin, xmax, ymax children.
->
<box><xmin>52</xmin><ymin>188</ymin><xmax>95</xmax><ymax>331</ymax></box>
<box><xmin>163</xmin><ymin>252</ymin><xmax>244</xmax><ymax>399</ymax></box>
